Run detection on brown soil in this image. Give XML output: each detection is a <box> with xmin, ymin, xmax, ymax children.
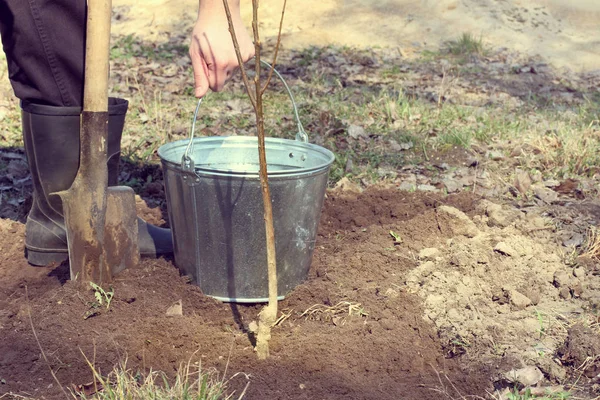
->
<box><xmin>557</xmin><ymin>324</ymin><xmax>600</xmax><ymax>379</ymax></box>
<box><xmin>0</xmin><ymin>188</ymin><xmax>491</xmax><ymax>399</ymax></box>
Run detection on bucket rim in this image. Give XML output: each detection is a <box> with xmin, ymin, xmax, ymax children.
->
<box><xmin>158</xmin><ymin>136</ymin><xmax>335</xmax><ymax>178</ymax></box>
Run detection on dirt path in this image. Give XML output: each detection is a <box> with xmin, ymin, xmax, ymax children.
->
<box><xmin>113</xmin><ymin>0</ymin><xmax>600</xmax><ymax>71</ymax></box>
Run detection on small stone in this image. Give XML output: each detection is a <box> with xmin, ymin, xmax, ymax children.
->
<box><xmin>419</xmin><ymin>248</ymin><xmax>440</xmax><ymax>261</ymax></box>
<box><xmin>494</xmin><ymin>242</ymin><xmax>516</xmax><ymax>257</ymax></box>
<box><xmin>377</xmin><ymin>168</ymin><xmax>398</xmax><ymax>178</ymax></box>
<box><xmin>553</xmin><ymin>271</ymin><xmax>570</xmax><ymax>288</ymax></box>
<box><xmin>544</xmin><ymin>179</ymin><xmax>561</xmax><ymax>188</ymax></box>
<box><xmin>562</xmin><ymin>233</ymin><xmax>584</xmax><ymax>248</ymax></box>
<box><xmin>348</xmin><ymin>125</ymin><xmax>368</xmax><ymax>140</ymax></box>
<box><xmin>417</xmin><ymin>184</ymin><xmax>438</xmax><ymax>192</ymax></box>
<box><xmin>536</xmin><ymin>358</ymin><xmax>567</xmax><ymax>383</ymax></box>
<box><xmin>334</xmin><ymin>177</ymin><xmax>362</xmax><ymax>193</ymax></box>
<box><xmin>504</xmin><ymin>366</ymin><xmax>544</xmax><ymax>387</ymax></box>
<box><xmin>489</xmin><ymin>151</ymin><xmax>505</xmax><ymax>161</ymax></box>
<box><xmin>445</xmin><ymin>308</ymin><xmax>461</xmax><ymax>322</ymax></box>
<box><xmin>525</xmin><ymin>289</ymin><xmax>541</xmax><ymax>306</ymax></box>
<box><xmin>379</xmin><ymin>318</ymin><xmax>395</xmax><ymax>330</ymax></box>
<box><xmin>420</xmin><ymin>261</ymin><xmax>436</xmax><ymax>273</ymax></box>
<box><xmin>530</xmin><ymin>170</ymin><xmax>542</xmax><ymax>183</ymax></box>
<box><xmin>345</xmin><ymin>158</ymin><xmax>354</xmax><ymax>173</ymax></box>
<box><xmin>437</xmin><ymin>206</ymin><xmax>480</xmax><ymax>238</ymax></box>
<box><xmin>559</xmin><ymin>287</ymin><xmax>571</xmax><ymax>299</ymax></box>
<box><xmin>576</xmin><ymin>255</ymin><xmax>597</xmax><ymax>272</ymax></box>
<box><xmin>570</xmin><ymin>281</ymin><xmax>583</xmax><ymax>298</ymax></box>
<box><xmin>398</xmin><ymin>181</ymin><xmax>416</xmax><ymax>191</ymax></box>
<box><xmin>573</xmin><ymin>267</ymin><xmax>586</xmax><ymax>278</ymax></box>
<box><xmin>299</xmin><ymin>384</ymin><xmax>306</xmax><ymax>390</ymax></box>
<box><xmin>514</xmin><ymin>170</ymin><xmax>532</xmax><ymax>195</ymax></box>
<box><xmin>482</xmin><ymin>201</ymin><xmax>518</xmax><ymax>228</ymax></box>
<box><xmin>527</xmin><ymin>386</ymin><xmax>567</xmax><ymax>397</ymax></box>
<box><xmin>509</xmin><ymin>290</ymin><xmax>532</xmax><ymax>310</ymax></box>
<box><xmin>442</xmin><ymin>178</ymin><xmax>461</xmax><ymax>193</ymax></box>
<box><xmin>533</xmin><ymin>185</ymin><xmax>559</xmax><ymax>204</ymax></box>
<box><xmin>389</xmin><ymin>140</ymin><xmax>414</xmax><ymax>151</ymax></box>
<box><xmin>466</xmin><ymin>156</ymin><xmax>479</xmax><ymax>167</ymax></box>
<box><xmin>166</xmin><ymin>300</ymin><xmax>183</xmax><ymax>316</ymax></box>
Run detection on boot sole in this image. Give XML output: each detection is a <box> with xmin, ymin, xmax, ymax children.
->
<box><xmin>25</xmin><ymin>248</ymin><xmax>169</xmax><ymax>266</ymax></box>
<box><xmin>25</xmin><ymin>248</ymin><xmax>69</xmax><ymax>267</ymax></box>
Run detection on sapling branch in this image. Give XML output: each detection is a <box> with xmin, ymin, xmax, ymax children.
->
<box><xmin>262</xmin><ymin>0</ymin><xmax>287</xmax><ymax>95</ymax></box>
<box><xmin>222</xmin><ymin>0</ymin><xmax>257</xmax><ymax>110</ymax></box>
<box><xmin>223</xmin><ymin>0</ymin><xmax>286</xmax><ymax>359</ymax></box>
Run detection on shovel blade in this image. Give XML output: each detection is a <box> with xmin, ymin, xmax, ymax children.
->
<box><xmin>105</xmin><ymin>186</ymin><xmax>140</xmax><ymax>275</ymax></box>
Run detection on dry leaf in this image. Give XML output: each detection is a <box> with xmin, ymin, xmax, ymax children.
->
<box><xmin>514</xmin><ymin>170</ymin><xmax>531</xmax><ymax>195</ymax></box>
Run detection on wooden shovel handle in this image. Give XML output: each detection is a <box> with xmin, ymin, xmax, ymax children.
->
<box><xmin>84</xmin><ymin>0</ymin><xmax>112</xmax><ymax>113</ymax></box>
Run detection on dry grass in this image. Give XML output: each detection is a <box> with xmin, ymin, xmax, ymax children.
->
<box><xmin>428</xmin><ymin>368</ymin><xmax>487</xmax><ymax>400</ymax></box>
<box><xmin>300</xmin><ymin>301</ymin><xmax>367</xmax><ymax>324</ymax></box>
<box><xmin>581</xmin><ymin>227</ymin><xmax>600</xmax><ymax>260</ymax></box>
<box><xmin>2</xmin><ymin>41</ymin><xmax>600</xmax><ymax>186</ymax></box>
<box><xmin>75</xmin><ymin>351</ymin><xmax>249</xmax><ymax>400</ymax></box>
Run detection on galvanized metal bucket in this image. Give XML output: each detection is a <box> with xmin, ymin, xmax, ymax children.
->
<box><xmin>157</xmin><ymin>65</ymin><xmax>334</xmax><ymax>303</ymax></box>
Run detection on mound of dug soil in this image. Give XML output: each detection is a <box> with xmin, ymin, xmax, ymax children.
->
<box><xmin>3</xmin><ymin>187</ymin><xmax>600</xmax><ymax>398</ymax></box>
<box><xmin>0</xmin><ymin>188</ymin><xmax>489</xmax><ymax>399</ymax></box>
<box><xmin>405</xmin><ymin>198</ymin><xmax>600</xmax><ymax>390</ymax></box>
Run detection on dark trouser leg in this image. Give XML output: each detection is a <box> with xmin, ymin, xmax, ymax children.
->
<box><xmin>0</xmin><ymin>0</ymin><xmax>173</xmax><ymax>265</ymax></box>
<box><xmin>0</xmin><ymin>0</ymin><xmax>86</xmax><ymax>106</ymax></box>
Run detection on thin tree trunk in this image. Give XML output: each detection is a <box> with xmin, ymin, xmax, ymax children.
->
<box><xmin>222</xmin><ymin>0</ymin><xmax>287</xmax><ymax>359</ymax></box>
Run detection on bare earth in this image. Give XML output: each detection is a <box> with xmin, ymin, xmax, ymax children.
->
<box><xmin>113</xmin><ymin>0</ymin><xmax>600</xmax><ymax>71</ymax></box>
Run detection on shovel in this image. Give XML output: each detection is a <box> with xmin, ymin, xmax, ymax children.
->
<box><xmin>56</xmin><ymin>0</ymin><xmax>139</xmax><ymax>284</ymax></box>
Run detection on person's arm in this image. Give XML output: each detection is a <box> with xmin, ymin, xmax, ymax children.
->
<box><xmin>190</xmin><ymin>0</ymin><xmax>254</xmax><ymax>98</ymax></box>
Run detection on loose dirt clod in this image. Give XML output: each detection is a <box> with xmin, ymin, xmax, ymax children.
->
<box><xmin>504</xmin><ymin>365</ymin><xmax>544</xmax><ymax>387</ymax></box>
<box><xmin>436</xmin><ymin>205</ymin><xmax>480</xmax><ymax>238</ymax></box>
<box><xmin>557</xmin><ymin>324</ymin><xmax>600</xmax><ymax>378</ymax></box>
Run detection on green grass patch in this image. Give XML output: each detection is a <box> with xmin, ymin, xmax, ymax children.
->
<box><xmin>446</xmin><ymin>33</ymin><xmax>487</xmax><ymax>57</ymax></box>
<box><xmin>4</xmin><ymin>38</ymin><xmax>596</xmax><ymax>186</ymax></box>
<box><xmin>504</xmin><ymin>386</ymin><xmax>571</xmax><ymax>400</ymax></box>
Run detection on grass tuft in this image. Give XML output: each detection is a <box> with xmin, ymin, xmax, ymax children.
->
<box><xmin>446</xmin><ymin>33</ymin><xmax>487</xmax><ymax>57</ymax></box>
<box><xmin>581</xmin><ymin>226</ymin><xmax>600</xmax><ymax>260</ymax></box>
<box><xmin>300</xmin><ymin>301</ymin><xmax>368</xmax><ymax>324</ymax></box>
<box><xmin>75</xmin><ymin>353</ymin><xmax>249</xmax><ymax>400</ymax></box>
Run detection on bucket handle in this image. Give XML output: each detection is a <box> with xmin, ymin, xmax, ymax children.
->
<box><xmin>181</xmin><ymin>60</ymin><xmax>308</xmax><ymax>172</ymax></box>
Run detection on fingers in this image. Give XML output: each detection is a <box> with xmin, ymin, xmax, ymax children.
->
<box><xmin>208</xmin><ymin>49</ymin><xmax>254</xmax><ymax>92</ymax></box>
<box><xmin>189</xmin><ymin>23</ymin><xmax>255</xmax><ymax>97</ymax></box>
<box><xmin>206</xmin><ymin>61</ymin><xmax>228</xmax><ymax>93</ymax></box>
<box><xmin>190</xmin><ymin>41</ymin><xmax>209</xmax><ymax>98</ymax></box>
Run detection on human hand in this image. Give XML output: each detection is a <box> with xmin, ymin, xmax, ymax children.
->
<box><xmin>189</xmin><ymin>0</ymin><xmax>255</xmax><ymax>98</ymax></box>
